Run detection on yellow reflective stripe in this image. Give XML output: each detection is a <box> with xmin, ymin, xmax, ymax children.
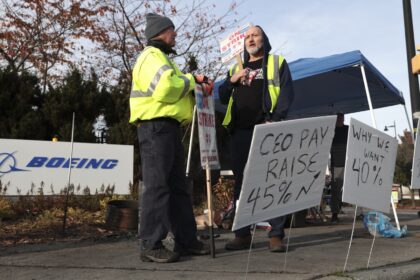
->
<box><xmin>222</xmin><ymin>96</ymin><xmax>234</xmax><ymax>127</ymax></box>
<box><xmin>148</xmin><ymin>64</ymin><xmax>172</xmax><ymax>94</ymax></box>
<box><xmin>267</xmin><ymin>80</ymin><xmax>276</xmax><ymax>86</ymax></box>
<box><xmin>229</xmin><ymin>64</ymin><xmax>238</xmax><ymax>75</ymax></box>
<box><xmin>267</xmin><ymin>55</ymin><xmax>284</xmax><ymax>112</ymax></box>
<box><xmin>130</xmin><ymin>89</ymin><xmax>150</xmax><ymax>97</ymax></box>
<box><xmin>179</xmin><ymin>76</ymin><xmax>191</xmax><ymax>99</ymax></box>
<box><xmin>223</xmin><ymin>64</ymin><xmax>239</xmax><ymax>126</ymax></box>
<box><xmin>272</xmin><ymin>55</ymin><xmax>280</xmax><ymax>86</ymax></box>
<box><xmin>130</xmin><ymin>64</ymin><xmax>172</xmax><ymax>98</ymax></box>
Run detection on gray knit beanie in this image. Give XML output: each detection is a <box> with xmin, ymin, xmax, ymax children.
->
<box><xmin>145</xmin><ymin>13</ymin><xmax>175</xmax><ymax>40</ymax></box>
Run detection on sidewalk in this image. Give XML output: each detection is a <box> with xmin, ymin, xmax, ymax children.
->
<box><xmin>1</xmin><ymin>208</ymin><xmax>420</xmax><ymax>280</ymax></box>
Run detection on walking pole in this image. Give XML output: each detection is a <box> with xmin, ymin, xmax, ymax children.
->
<box><xmin>186</xmin><ymin>106</ymin><xmax>197</xmax><ymax>196</ymax></box>
<box><xmin>206</xmin><ymin>161</ymin><xmax>216</xmax><ymax>258</ymax></box>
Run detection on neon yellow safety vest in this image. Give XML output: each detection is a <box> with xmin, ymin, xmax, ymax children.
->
<box><xmin>222</xmin><ymin>54</ymin><xmax>285</xmax><ymax>127</ymax></box>
<box><xmin>130</xmin><ymin>46</ymin><xmax>195</xmax><ymax>125</ymax></box>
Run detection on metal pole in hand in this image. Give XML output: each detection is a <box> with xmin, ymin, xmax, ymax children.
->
<box><xmin>185</xmin><ymin>106</ymin><xmax>197</xmax><ymax>197</ymax></box>
<box><xmin>206</xmin><ymin>162</ymin><xmax>216</xmax><ymax>258</ymax></box>
<box><xmin>186</xmin><ymin>106</ymin><xmax>197</xmax><ymax>178</ymax></box>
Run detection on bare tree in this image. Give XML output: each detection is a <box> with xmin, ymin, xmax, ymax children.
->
<box><xmin>95</xmin><ymin>0</ymin><xmax>244</xmax><ymax>83</ymax></box>
<box><xmin>0</xmin><ymin>0</ymin><xmax>244</xmax><ymax>88</ymax></box>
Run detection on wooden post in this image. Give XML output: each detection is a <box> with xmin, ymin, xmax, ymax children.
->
<box><xmin>235</xmin><ymin>54</ymin><xmax>243</xmax><ymax>71</ymax></box>
<box><xmin>206</xmin><ymin>163</ymin><xmax>216</xmax><ymax>258</ymax></box>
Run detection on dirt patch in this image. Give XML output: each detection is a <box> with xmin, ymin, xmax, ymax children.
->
<box><xmin>0</xmin><ymin>207</ymin><xmax>135</xmax><ymax>249</ymax></box>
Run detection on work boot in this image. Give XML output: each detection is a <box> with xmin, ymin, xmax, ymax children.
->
<box><xmin>331</xmin><ymin>213</ymin><xmax>339</xmax><ymax>223</ymax></box>
<box><xmin>269</xmin><ymin>236</ymin><xmax>286</xmax><ymax>253</ymax></box>
<box><xmin>141</xmin><ymin>247</ymin><xmax>180</xmax><ymax>263</ymax></box>
<box><xmin>174</xmin><ymin>239</ymin><xmax>210</xmax><ymax>256</ymax></box>
<box><xmin>225</xmin><ymin>235</ymin><xmax>252</xmax><ymax>250</ymax></box>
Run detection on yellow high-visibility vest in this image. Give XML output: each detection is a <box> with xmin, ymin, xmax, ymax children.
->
<box><xmin>130</xmin><ymin>46</ymin><xmax>195</xmax><ymax>125</ymax></box>
<box><xmin>222</xmin><ymin>54</ymin><xmax>285</xmax><ymax>127</ymax></box>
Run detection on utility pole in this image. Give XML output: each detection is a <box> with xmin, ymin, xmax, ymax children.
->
<box><xmin>402</xmin><ymin>0</ymin><xmax>420</xmax><ymax>129</ymax></box>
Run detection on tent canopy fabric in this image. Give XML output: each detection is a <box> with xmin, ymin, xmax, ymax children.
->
<box><xmin>213</xmin><ymin>50</ymin><xmax>405</xmax><ymax>119</ymax></box>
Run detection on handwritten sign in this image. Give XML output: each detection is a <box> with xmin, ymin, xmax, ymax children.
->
<box><xmin>342</xmin><ymin>118</ymin><xmax>398</xmax><ymax>213</ymax></box>
<box><xmin>195</xmin><ymin>85</ymin><xmax>220</xmax><ymax>170</ymax></box>
<box><xmin>232</xmin><ymin>116</ymin><xmax>336</xmax><ymax>231</ymax></box>
<box><xmin>219</xmin><ymin>24</ymin><xmax>251</xmax><ymax>64</ymax></box>
<box><xmin>411</xmin><ymin>122</ymin><xmax>420</xmax><ymax>189</ymax></box>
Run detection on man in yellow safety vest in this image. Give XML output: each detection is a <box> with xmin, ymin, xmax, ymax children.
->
<box><xmin>219</xmin><ymin>25</ymin><xmax>295</xmax><ymax>252</ymax></box>
<box><xmin>130</xmin><ymin>13</ymin><xmax>211</xmax><ymax>263</ymax></box>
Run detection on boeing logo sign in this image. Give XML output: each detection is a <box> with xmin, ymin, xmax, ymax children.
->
<box><xmin>27</xmin><ymin>157</ymin><xmax>118</xmax><ymax>169</ymax></box>
<box><xmin>0</xmin><ymin>152</ymin><xmax>29</xmax><ymax>176</ymax></box>
<box><xmin>0</xmin><ymin>152</ymin><xmax>118</xmax><ymax>176</ymax></box>
<box><xmin>0</xmin><ymin>138</ymin><xmax>133</xmax><ymax>195</ymax></box>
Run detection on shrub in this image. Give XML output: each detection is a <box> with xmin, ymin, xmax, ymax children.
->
<box><xmin>0</xmin><ymin>198</ymin><xmax>14</xmax><ymax>220</ymax></box>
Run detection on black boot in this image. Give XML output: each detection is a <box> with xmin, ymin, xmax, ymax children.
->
<box><xmin>331</xmin><ymin>213</ymin><xmax>339</xmax><ymax>223</ymax></box>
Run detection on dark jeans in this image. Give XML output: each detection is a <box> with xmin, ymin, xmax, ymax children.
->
<box><xmin>331</xmin><ymin>167</ymin><xmax>344</xmax><ymax>214</ymax></box>
<box><xmin>231</xmin><ymin>128</ymin><xmax>286</xmax><ymax>238</ymax></box>
<box><xmin>137</xmin><ymin>118</ymin><xmax>197</xmax><ymax>249</ymax></box>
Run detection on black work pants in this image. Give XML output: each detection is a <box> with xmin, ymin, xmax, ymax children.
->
<box><xmin>331</xmin><ymin>167</ymin><xmax>344</xmax><ymax>214</ymax></box>
<box><xmin>137</xmin><ymin>118</ymin><xmax>197</xmax><ymax>249</ymax></box>
<box><xmin>231</xmin><ymin>128</ymin><xmax>286</xmax><ymax>238</ymax></box>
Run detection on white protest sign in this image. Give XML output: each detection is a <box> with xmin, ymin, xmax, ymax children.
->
<box><xmin>219</xmin><ymin>24</ymin><xmax>251</xmax><ymax>64</ymax></box>
<box><xmin>342</xmin><ymin>118</ymin><xmax>398</xmax><ymax>213</ymax></box>
<box><xmin>411</xmin><ymin>122</ymin><xmax>420</xmax><ymax>189</ymax></box>
<box><xmin>232</xmin><ymin>116</ymin><xmax>336</xmax><ymax>231</ymax></box>
<box><xmin>195</xmin><ymin>85</ymin><xmax>220</xmax><ymax>170</ymax></box>
<box><xmin>0</xmin><ymin>139</ymin><xmax>133</xmax><ymax>195</ymax></box>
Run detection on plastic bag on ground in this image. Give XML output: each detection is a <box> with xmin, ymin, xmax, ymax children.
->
<box><xmin>363</xmin><ymin>211</ymin><xmax>407</xmax><ymax>238</ymax></box>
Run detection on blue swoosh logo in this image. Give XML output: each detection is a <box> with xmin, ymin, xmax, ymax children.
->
<box><xmin>0</xmin><ymin>152</ymin><xmax>29</xmax><ymax>175</ymax></box>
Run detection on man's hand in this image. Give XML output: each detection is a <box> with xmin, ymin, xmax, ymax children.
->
<box><xmin>194</xmin><ymin>75</ymin><xmax>209</xmax><ymax>84</ymax></box>
<box><xmin>230</xmin><ymin>68</ymin><xmax>249</xmax><ymax>84</ymax></box>
<box><xmin>201</xmin><ymin>79</ymin><xmax>214</xmax><ymax>96</ymax></box>
<box><xmin>195</xmin><ymin>74</ymin><xmax>213</xmax><ymax>96</ymax></box>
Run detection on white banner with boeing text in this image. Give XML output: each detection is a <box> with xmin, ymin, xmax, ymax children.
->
<box><xmin>195</xmin><ymin>85</ymin><xmax>220</xmax><ymax>170</ymax></box>
<box><xmin>232</xmin><ymin>116</ymin><xmax>336</xmax><ymax>231</ymax></box>
<box><xmin>0</xmin><ymin>139</ymin><xmax>133</xmax><ymax>195</ymax></box>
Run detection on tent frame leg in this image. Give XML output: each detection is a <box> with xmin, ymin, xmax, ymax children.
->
<box><xmin>360</xmin><ymin>64</ymin><xmax>401</xmax><ymax>231</ymax></box>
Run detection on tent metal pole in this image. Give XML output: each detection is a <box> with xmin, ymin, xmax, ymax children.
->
<box><xmin>360</xmin><ymin>65</ymin><xmax>401</xmax><ymax>231</ymax></box>
<box><xmin>360</xmin><ymin>65</ymin><xmax>377</xmax><ymax>126</ymax></box>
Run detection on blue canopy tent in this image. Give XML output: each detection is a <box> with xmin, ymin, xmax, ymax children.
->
<box><xmin>287</xmin><ymin>50</ymin><xmax>406</xmax><ymax>119</ymax></box>
<box><xmin>214</xmin><ymin>50</ymin><xmax>410</xmax><ymax>127</ymax></box>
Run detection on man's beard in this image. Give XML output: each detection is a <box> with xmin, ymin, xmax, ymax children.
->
<box><xmin>246</xmin><ymin>45</ymin><xmax>263</xmax><ymax>55</ymax></box>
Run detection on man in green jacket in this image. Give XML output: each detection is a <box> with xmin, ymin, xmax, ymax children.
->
<box><xmin>130</xmin><ymin>13</ymin><xmax>210</xmax><ymax>263</ymax></box>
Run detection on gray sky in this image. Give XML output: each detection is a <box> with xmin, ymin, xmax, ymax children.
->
<box><xmin>216</xmin><ymin>0</ymin><xmax>420</xmax><ymax>138</ymax></box>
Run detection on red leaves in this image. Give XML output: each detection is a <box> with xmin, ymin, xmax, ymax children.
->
<box><xmin>0</xmin><ymin>0</ymin><xmax>111</xmax><ymax>84</ymax></box>
<box><xmin>1</xmin><ymin>0</ymin><xmax>241</xmax><ymax>85</ymax></box>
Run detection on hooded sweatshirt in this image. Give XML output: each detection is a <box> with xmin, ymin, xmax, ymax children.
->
<box><xmin>218</xmin><ymin>26</ymin><xmax>294</xmax><ymax>130</ymax></box>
